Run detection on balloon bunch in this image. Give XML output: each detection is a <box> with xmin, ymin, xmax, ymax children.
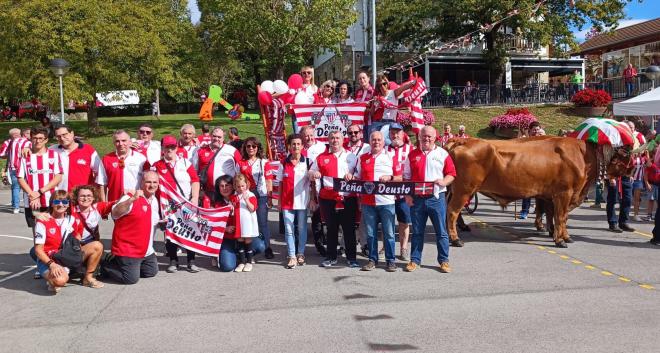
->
<box><xmin>257</xmin><ymin>74</ymin><xmax>315</xmax><ymax>107</ymax></box>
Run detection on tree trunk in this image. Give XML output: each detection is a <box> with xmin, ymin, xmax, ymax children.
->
<box><xmin>275</xmin><ymin>65</ymin><xmax>284</xmax><ymax>81</ymax></box>
<box><xmin>87</xmin><ymin>96</ymin><xmax>102</xmax><ymax>135</ymax></box>
<box><xmin>484</xmin><ymin>27</ymin><xmax>504</xmax><ymax>102</ymax></box>
<box><xmin>155</xmin><ymin>88</ymin><xmax>161</xmax><ymax>120</ymax></box>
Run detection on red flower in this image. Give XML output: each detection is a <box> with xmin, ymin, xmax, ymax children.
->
<box><xmin>571</xmin><ymin>89</ymin><xmax>612</xmax><ymax>107</ymax></box>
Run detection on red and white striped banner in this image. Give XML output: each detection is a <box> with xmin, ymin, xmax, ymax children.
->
<box><xmin>158</xmin><ymin>176</ymin><xmax>232</xmax><ymax>257</ymax></box>
<box><xmin>404</xmin><ymin>79</ymin><xmax>429</xmax><ymax>135</ymax></box>
<box><xmin>292</xmin><ymin>102</ymin><xmax>368</xmax><ymax>143</ymax></box>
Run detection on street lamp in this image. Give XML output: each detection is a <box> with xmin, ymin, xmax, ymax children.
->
<box><xmin>49</xmin><ymin>58</ymin><xmax>69</xmax><ymax>124</ymax></box>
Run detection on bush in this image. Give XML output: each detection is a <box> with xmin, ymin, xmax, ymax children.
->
<box><xmin>396</xmin><ymin>109</ymin><xmax>436</xmax><ymax>127</ymax></box>
<box><xmin>571</xmin><ymin>89</ymin><xmax>612</xmax><ymax>107</ymax></box>
<box><xmin>488</xmin><ymin>108</ymin><xmax>538</xmax><ymax>130</ymax></box>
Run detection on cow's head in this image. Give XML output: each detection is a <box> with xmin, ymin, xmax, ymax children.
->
<box><xmin>606</xmin><ymin>147</ymin><xmax>633</xmax><ymax>178</ymax></box>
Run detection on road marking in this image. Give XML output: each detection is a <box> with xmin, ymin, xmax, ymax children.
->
<box><xmin>0</xmin><ymin>234</ymin><xmax>33</xmax><ymax>241</ymax></box>
<box><xmin>0</xmin><ymin>266</ymin><xmax>37</xmax><ymax>284</ymax></box>
<box><xmin>634</xmin><ymin>230</ymin><xmax>653</xmax><ymax>239</ymax></box>
<box><xmin>465</xmin><ymin>214</ymin><xmax>655</xmax><ymax>291</ymax></box>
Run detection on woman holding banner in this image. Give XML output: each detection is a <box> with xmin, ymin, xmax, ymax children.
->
<box><xmin>237</xmin><ymin>137</ymin><xmax>275</xmax><ymax>259</ymax></box>
<box><xmin>371</xmin><ymin>74</ymin><xmax>417</xmax><ymax>141</ymax></box>
<box><xmin>152</xmin><ymin>135</ymin><xmax>200</xmax><ymax>274</ymax></box>
<box><xmin>315</xmin><ymin>80</ymin><xmax>336</xmax><ymax>104</ymax></box>
<box><xmin>214</xmin><ymin>175</ymin><xmax>265</xmax><ymax>272</ymax></box>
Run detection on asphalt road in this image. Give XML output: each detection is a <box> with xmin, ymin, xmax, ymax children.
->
<box><xmin>0</xmin><ymin>189</ymin><xmax>658</xmax><ymax>353</ymax></box>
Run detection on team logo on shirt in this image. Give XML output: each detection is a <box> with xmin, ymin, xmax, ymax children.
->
<box><xmin>77</xmin><ymin>158</ymin><xmax>87</xmax><ymax>165</ymax></box>
<box><xmin>363</xmin><ymin>182</ymin><xmax>375</xmax><ymax>194</ymax></box>
<box><xmin>415</xmin><ymin>156</ymin><xmax>421</xmax><ymax>162</ymax></box>
<box><xmin>49</xmin><ymin>227</ymin><xmax>56</xmax><ymax>235</ymax></box>
<box><xmin>34</xmin><ymin>232</ymin><xmax>43</xmax><ymax>240</ymax></box>
<box><xmin>112</xmin><ymin>162</ymin><xmax>118</xmax><ymax>168</ymax></box>
<box><xmin>160</xmin><ymin>169</ymin><xmax>168</xmax><ymax>174</ymax></box>
<box><xmin>323</xmin><ymin>158</ymin><xmax>330</xmax><ymax>164</ymax></box>
<box><xmin>365</xmin><ymin>158</ymin><xmax>371</xmax><ymax>164</ymax></box>
<box><xmin>142</xmin><ymin>205</ymin><xmax>148</xmax><ymax>212</ymax></box>
<box><xmin>241</xmin><ymin>165</ymin><xmax>249</xmax><ymax>171</ymax></box>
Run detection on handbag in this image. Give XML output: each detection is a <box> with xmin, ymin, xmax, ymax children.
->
<box><xmin>52</xmin><ymin>217</ymin><xmax>84</xmax><ymax>269</ymax></box>
<box><xmin>198</xmin><ymin>145</ymin><xmax>224</xmax><ymax>188</ymax></box>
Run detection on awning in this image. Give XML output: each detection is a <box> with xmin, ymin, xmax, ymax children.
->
<box><xmin>613</xmin><ymin>87</ymin><xmax>660</xmax><ymax>116</ymax></box>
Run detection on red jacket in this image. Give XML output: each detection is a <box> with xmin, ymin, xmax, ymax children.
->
<box><xmin>645</xmin><ymin>164</ymin><xmax>660</xmax><ymax>185</ymax></box>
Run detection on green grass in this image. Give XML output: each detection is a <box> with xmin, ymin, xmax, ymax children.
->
<box><xmin>0</xmin><ymin>104</ymin><xmax>584</xmax><ymax>159</ymax></box>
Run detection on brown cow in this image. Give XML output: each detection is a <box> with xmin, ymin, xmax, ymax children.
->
<box><xmin>445</xmin><ymin>136</ymin><xmax>631</xmax><ymax>248</ymax></box>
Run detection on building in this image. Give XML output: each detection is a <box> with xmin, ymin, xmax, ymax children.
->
<box><xmin>576</xmin><ymin>18</ymin><xmax>660</xmax><ymax>99</ymax></box>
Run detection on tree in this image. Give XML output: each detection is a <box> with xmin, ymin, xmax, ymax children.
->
<box><xmin>0</xmin><ymin>0</ymin><xmax>198</xmax><ymax>133</ymax></box>
<box><xmin>376</xmin><ymin>0</ymin><xmax>634</xmax><ymax>91</ymax></box>
<box><xmin>197</xmin><ymin>0</ymin><xmax>358</xmax><ymax>82</ymax></box>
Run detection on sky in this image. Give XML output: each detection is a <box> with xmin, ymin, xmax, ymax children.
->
<box><xmin>187</xmin><ymin>0</ymin><xmax>658</xmax><ymax>42</ymax></box>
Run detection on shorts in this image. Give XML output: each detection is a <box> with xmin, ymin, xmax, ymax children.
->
<box><xmin>395</xmin><ymin>198</ymin><xmax>412</xmax><ymax>225</ymax></box>
<box><xmin>649</xmin><ymin>186</ymin><xmax>659</xmax><ymax>201</ymax></box>
<box><xmin>25</xmin><ymin>207</ymin><xmax>48</xmax><ymax>228</ymax></box>
<box><xmin>633</xmin><ymin>180</ymin><xmax>644</xmax><ymax>190</ymax></box>
<box><xmin>30</xmin><ymin>247</ymin><xmax>70</xmax><ymax>277</ymax></box>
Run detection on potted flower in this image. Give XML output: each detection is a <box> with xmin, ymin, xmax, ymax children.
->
<box><xmin>488</xmin><ymin>107</ymin><xmax>539</xmax><ymax>138</ymax></box>
<box><xmin>571</xmin><ymin>89</ymin><xmax>611</xmax><ymax>117</ymax></box>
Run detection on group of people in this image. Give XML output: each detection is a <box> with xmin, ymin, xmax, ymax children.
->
<box><xmin>1</xmin><ymin>109</ymin><xmax>462</xmax><ymax>293</ymax></box>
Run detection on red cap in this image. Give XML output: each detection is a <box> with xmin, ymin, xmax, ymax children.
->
<box><xmin>161</xmin><ymin>135</ymin><xmax>177</xmax><ymax>148</ymax></box>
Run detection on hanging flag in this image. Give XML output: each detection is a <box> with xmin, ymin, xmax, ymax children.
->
<box><xmin>403</xmin><ymin>78</ymin><xmax>429</xmax><ymax>134</ymax></box>
<box><xmin>158</xmin><ymin>176</ymin><xmax>232</xmax><ymax>257</ymax></box>
<box><xmin>292</xmin><ymin>102</ymin><xmax>368</xmax><ymax>143</ymax></box>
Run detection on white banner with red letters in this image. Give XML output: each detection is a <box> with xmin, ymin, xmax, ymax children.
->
<box><xmin>158</xmin><ymin>176</ymin><xmax>231</xmax><ymax>256</ymax></box>
<box><xmin>292</xmin><ymin>102</ymin><xmax>368</xmax><ymax>143</ymax></box>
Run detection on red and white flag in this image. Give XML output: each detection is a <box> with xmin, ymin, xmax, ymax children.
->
<box><xmin>292</xmin><ymin>102</ymin><xmax>368</xmax><ymax>143</ymax></box>
<box><xmin>403</xmin><ymin>79</ymin><xmax>429</xmax><ymax>135</ymax></box>
<box><xmin>158</xmin><ymin>176</ymin><xmax>231</xmax><ymax>256</ymax></box>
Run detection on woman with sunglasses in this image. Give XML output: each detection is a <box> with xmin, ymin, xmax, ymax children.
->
<box><xmin>315</xmin><ymin>80</ymin><xmax>336</xmax><ymax>104</ymax></box>
<box><xmin>30</xmin><ymin>190</ymin><xmax>86</xmax><ymax>293</ymax></box>
<box><xmin>300</xmin><ymin>66</ymin><xmax>318</xmax><ymax>96</ymax></box>
<box><xmin>333</xmin><ymin>81</ymin><xmax>354</xmax><ymax>104</ymax></box>
<box><xmin>370</xmin><ymin>74</ymin><xmax>417</xmax><ymax>140</ymax></box>
<box><xmin>237</xmin><ymin>137</ymin><xmax>275</xmax><ymax>259</ymax></box>
<box><xmin>213</xmin><ymin>175</ymin><xmax>265</xmax><ymax>271</ymax></box>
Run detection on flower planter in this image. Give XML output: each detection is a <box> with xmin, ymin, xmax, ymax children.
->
<box><xmin>494</xmin><ymin>127</ymin><xmax>520</xmax><ymax>139</ymax></box>
<box><xmin>574</xmin><ymin>106</ymin><xmax>607</xmax><ymax>117</ymax></box>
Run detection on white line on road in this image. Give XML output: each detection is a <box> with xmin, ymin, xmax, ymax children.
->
<box><xmin>0</xmin><ymin>266</ymin><xmax>36</xmax><ymax>284</ymax></box>
<box><xmin>0</xmin><ymin>234</ymin><xmax>33</xmax><ymax>241</ymax></box>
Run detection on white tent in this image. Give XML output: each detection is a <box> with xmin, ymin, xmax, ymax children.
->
<box><xmin>613</xmin><ymin>86</ymin><xmax>660</xmax><ymax>116</ymax></box>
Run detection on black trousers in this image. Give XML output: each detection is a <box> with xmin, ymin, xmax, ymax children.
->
<box><xmin>102</xmin><ymin>253</ymin><xmax>158</xmax><ymax>285</ymax></box>
<box><xmin>311</xmin><ymin>208</ymin><xmax>324</xmax><ymax>245</ymax></box>
<box><xmin>320</xmin><ymin>197</ymin><xmax>357</xmax><ymax>261</ymax></box>
<box><xmin>165</xmin><ymin>240</ymin><xmax>195</xmax><ymax>262</ymax></box>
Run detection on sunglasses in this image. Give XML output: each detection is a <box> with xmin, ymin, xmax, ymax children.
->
<box><xmin>245</xmin><ymin>144</ymin><xmax>258</xmax><ymax>149</ymax></box>
<box><xmin>53</xmin><ymin>199</ymin><xmax>70</xmax><ymax>206</ymax></box>
<box><xmin>301</xmin><ymin>71</ymin><xmax>313</xmax><ymax>75</ymax></box>
<box><xmin>380</xmin><ymin>82</ymin><xmax>388</xmax><ymax>86</ymax></box>
<box><xmin>139</xmin><ymin>130</ymin><xmax>152</xmax><ymax>135</ymax></box>
<box><xmin>348</xmin><ymin>131</ymin><xmax>361</xmax><ymax>135</ymax></box>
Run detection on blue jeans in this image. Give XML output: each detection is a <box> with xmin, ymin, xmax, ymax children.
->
<box><xmin>362</xmin><ymin>204</ymin><xmax>396</xmax><ymax>263</ymax></box>
<box><xmin>218</xmin><ymin>237</ymin><xmax>265</xmax><ymax>272</ymax></box>
<box><xmin>283</xmin><ymin>209</ymin><xmax>308</xmax><ymax>257</ymax></box>
<box><xmin>256</xmin><ymin>195</ymin><xmax>271</xmax><ymax>247</ymax></box>
<box><xmin>10</xmin><ymin>169</ymin><xmax>20</xmax><ymax>209</ymax></box>
<box><xmin>606</xmin><ymin>177</ymin><xmax>632</xmax><ymax>225</ymax></box>
<box><xmin>521</xmin><ymin>198</ymin><xmax>531</xmax><ymax>213</ymax></box>
<box><xmin>626</xmin><ymin>82</ymin><xmax>634</xmax><ymax>97</ymax></box>
<box><xmin>410</xmin><ymin>195</ymin><xmax>450</xmax><ymax>265</ymax></box>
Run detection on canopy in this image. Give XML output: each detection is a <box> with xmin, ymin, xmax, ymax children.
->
<box><xmin>613</xmin><ymin>87</ymin><xmax>660</xmax><ymax>116</ymax></box>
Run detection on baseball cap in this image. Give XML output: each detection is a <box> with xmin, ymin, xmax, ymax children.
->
<box><xmin>389</xmin><ymin>123</ymin><xmax>404</xmax><ymax>130</ymax></box>
<box><xmin>161</xmin><ymin>135</ymin><xmax>178</xmax><ymax>148</ymax></box>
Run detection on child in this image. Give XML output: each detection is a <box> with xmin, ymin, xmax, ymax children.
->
<box><xmin>231</xmin><ymin>174</ymin><xmax>259</xmax><ymax>272</ymax></box>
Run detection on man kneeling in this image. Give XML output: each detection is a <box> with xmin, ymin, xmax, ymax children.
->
<box><xmin>102</xmin><ymin>171</ymin><xmax>160</xmax><ymax>284</ymax></box>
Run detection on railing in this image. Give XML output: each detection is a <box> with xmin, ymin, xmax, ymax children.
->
<box><xmin>422</xmin><ymin>83</ymin><xmax>578</xmax><ymax>108</ymax></box>
<box><xmin>585</xmin><ymin>76</ymin><xmax>655</xmax><ymax>100</ymax></box>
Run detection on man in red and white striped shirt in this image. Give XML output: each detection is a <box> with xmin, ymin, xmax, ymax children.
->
<box><xmin>403</xmin><ymin>126</ymin><xmax>456</xmax><ymax>273</ymax></box>
<box><xmin>300</xmin><ymin>125</ymin><xmax>327</xmax><ymax>255</ymax></box>
<box><xmin>51</xmin><ymin>125</ymin><xmax>102</xmax><ymax>196</ymax></box>
<box><xmin>192</xmin><ymin>127</ymin><xmax>241</xmax><ymax>205</ymax></box>
<box><xmin>387</xmin><ymin>123</ymin><xmax>413</xmax><ymax>261</ymax></box>
<box><xmin>96</xmin><ymin>130</ymin><xmax>149</xmax><ymax>202</ymax></box>
<box><xmin>310</xmin><ymin>130</ymin><xmax>359</xmax><ymax>267</ymax></box>
<box><xmin>17</xmin><ymin>126</ymin><xmax>63</xmax><ymax>228</ymax></box>
<box><xmin>1</xmin><ymin>128</ymin><xmax>31</xmax><ymax>213</ymax></box>
<box><xmin>354</xmin><ymin>131</ymin><xmax>401</xmax><ymax>272</ymax></box>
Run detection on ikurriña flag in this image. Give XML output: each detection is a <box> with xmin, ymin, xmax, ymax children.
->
<box><xmin>158</xmin><ymin>175</ymin><xmax>231</xmax><ymax>257</ymax></box>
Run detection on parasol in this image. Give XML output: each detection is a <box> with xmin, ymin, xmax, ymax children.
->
<box><xmin>568</xmin><ymin>118</ymin><xmax>635</xmax><ymax>147</ymax></box>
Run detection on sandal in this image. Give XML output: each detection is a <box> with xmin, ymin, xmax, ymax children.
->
<box><xmin>82</xmin><ymin>279</ymin><xmax>105</xmax><ymax>289</ymax></box>
<box><xmin>47</xmin><ymin>283</ymin><xmax>61</xmax><ymax>294</ymax></box>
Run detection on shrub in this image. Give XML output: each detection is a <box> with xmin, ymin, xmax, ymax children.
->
<box><xmin>571</xmin><ymin>89</ymin><xmax>612</xmax><ymax>107</ymax></box>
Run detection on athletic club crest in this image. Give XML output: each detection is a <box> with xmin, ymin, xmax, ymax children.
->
<box><xmin>323</xmin><ymin>158</ymin><xmax>330</xmax><ymax>164</ymax></box>
<box><xmin>49</xmin><ymin>228</ymin><xmax>56</xmax><ymax>235</ymax></box>
<box><xmin>142</xmin><ymin>205</ymin><xmax>148</xmax><ymax>212</ymax></box>
<box><xmin>112</xmin><ymin>162</ymin><xmax>118</xmax><ymax>168</ymax></box>
<box><xmin>363</xmin><ymin>182</ymin><xmax>375</xmax><ymax>194</ymax></box>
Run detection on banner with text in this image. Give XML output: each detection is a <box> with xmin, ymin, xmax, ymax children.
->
<box><xmin>159</xmin><ymin>176</ymin><xmax>232</xmax><ymax>257</ymax></box>
<box><xmin>333</xmin><ymin>178</ymin><xmax>436</xmax><ymax>196</ymax></box>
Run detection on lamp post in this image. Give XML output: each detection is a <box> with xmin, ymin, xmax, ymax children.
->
<box><xmin>49</xmin><ymin>58</ymin><xmax>70</xmax><ymax>124</ymax></box>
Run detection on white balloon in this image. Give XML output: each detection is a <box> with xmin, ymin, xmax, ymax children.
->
<box><xmin>261</xmin><ymin>80</ymin><xmax>274</xmax><ymax>94</ymax></box>
<box><xmin>295</xmin><ymin>91</ymin><xmax>313</xmax><ymax>105</ymax></box>
<box><xmin>288</xmin><ymin>88</ymin><xmax>296</xmax><ymax>95</ymax></box>
<box><xmin>273</xmin><ymin>80</ymin><xmax>289</xmax><ymax>95</ymax></box>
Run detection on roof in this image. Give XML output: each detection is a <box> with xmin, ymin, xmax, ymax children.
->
<box><xmin>576</xmin><ymin>18</ymin><xmax>660</xmax><ymax>55</ymax></box>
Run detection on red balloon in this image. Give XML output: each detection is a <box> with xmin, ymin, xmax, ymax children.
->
<box><xmin>257</xmin><ymin>91</ymin><xmax>273</xmax><ymax>106</ymax></box>
<box><xmin>280</xmin><ymin>92</ymin><xmax>294</xmax><ymax>105</ymax></box>
<box><xmin>287</xmin><ymin>74</ymin><xmax>303</xmax><ymax>90</ymax></box>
